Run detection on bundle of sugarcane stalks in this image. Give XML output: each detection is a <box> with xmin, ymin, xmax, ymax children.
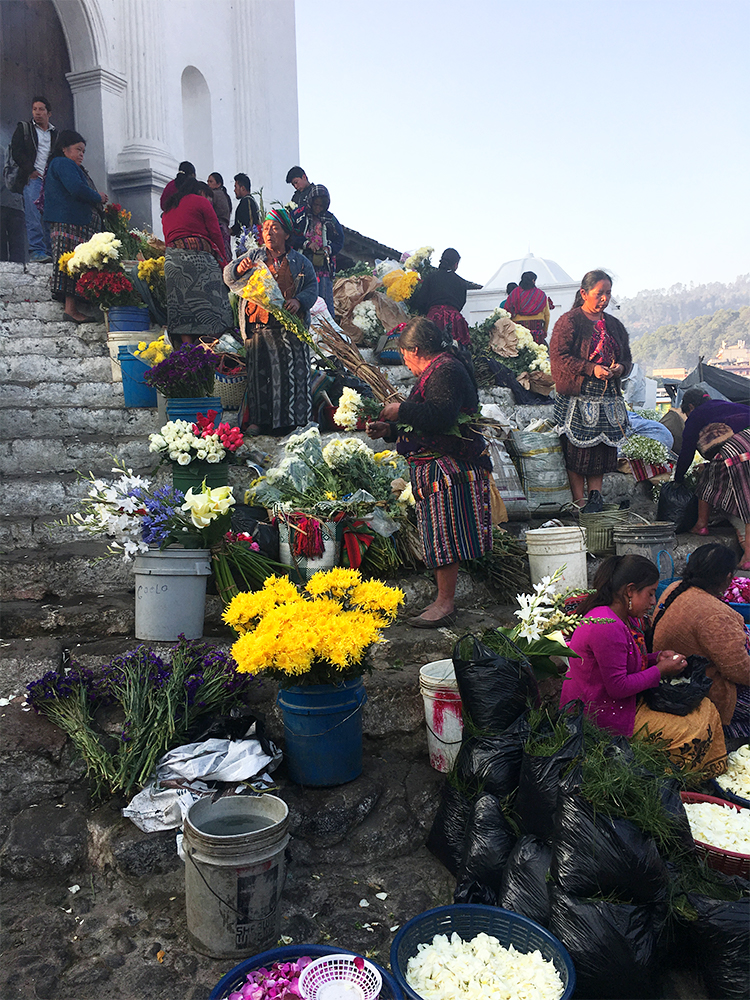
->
<box><xmin>315</xmin><ymin>318</ymin><xmax>404</xmax><ymax>404</ymax></box>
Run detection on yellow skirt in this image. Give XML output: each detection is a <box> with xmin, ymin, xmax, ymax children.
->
<box><xmin>634</xmin><ymin>698</ymin><xmax>727</xmax><ymax>778</ymax></box>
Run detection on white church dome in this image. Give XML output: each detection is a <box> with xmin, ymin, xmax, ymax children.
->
<box><xmin>483</xmin><ymin>254</ymin><xmax>576</xmax><ymax>291</ymax></box>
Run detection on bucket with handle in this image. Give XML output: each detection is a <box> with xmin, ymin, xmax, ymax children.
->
<box><xmin>525</xmin><ymin>525</ymin><xmax>588</xmax><ymax>591</ymax></box>
<box><xmin>183</xmin><ymin>794</ymin><xmax>290</xmax><ymax>959</ymax></box>
<box><xmin>419</xmin><ymin>659</ymin><xmax>463</xmax><ymax>772</ymax></box>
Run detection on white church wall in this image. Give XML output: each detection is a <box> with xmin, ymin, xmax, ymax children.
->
<box><xmin>56</xmin><ymin>0</ymin><xmax>300</xmax><ymax>235</ymax></box>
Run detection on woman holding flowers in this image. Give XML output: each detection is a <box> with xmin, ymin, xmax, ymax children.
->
<box><xmin>563</xmin><ymin>554</ymin><xmax>727</xmax><ymax>776</ymax></box>
<box><xmin>224</xmin><ymin>208</ymin><xmax>318</xmax><ymax>436</ymax></box>
<box><xmin>162</xmin><ymin>176</ymin><xmax>231</xmax><ymax>344</ymax></box>
<box><xmin>367</xmin><ymin>317</ymin><xmax>492</xmax><ymax>627</ymax></box>
<box><xmin>43</xmin><ymin>129</ymin><xmax>108</xmax><ymax>322</ymax></box>
<box><xmin>550</xmin><ymin>270</ymin><xmax>631</xmax><ymax>513</ymax></box>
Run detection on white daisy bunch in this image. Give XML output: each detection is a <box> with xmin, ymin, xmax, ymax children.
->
<box><xmin>403</xmin><ymin>245</ymin><xmax>434</xmax><ymax>271</ymax></box>
<box><xmin>683</xmin><ymin>800</ymin><xmax>750</xmax><ymax>854</ymax></box>
<box><xmin>717</xmin><ymin>744</ymin><xmax>750</xmax><ymax>800</ymax></box>
<box><xmin>148</xmin><ymin>420</ymin><xmax>227</xmax><ymax>465</ymax></box>
<box><xmin>352</xmin><ymin>300</ymin><xmax>381</xmax><ymax>337</ymax></box>
<box><xmin>406</xmin><ymin>931</ymin><xmax>564</xmax><ymax>1000</ymax></box>
<box><xmin>67</xmin><ymin>232</ymin><xmax>122</xmax><ymax>274</ymax></box>
<box><xmin>333</xmin><ymin>387</ymin><xmax>364</xmax><ymax>431</ymax></box>
<box><xmin>322</xmin><ymin>436</ymin><xmax>372</xmax><ymax>468</ymax></box>
<box><xmin>69</xmin><ymin>467</ymin><xmax>151</xmax><ymax>560</ymax></box>
<box><xmin>620</xmin><ymin>434</ymin><xmax>670</xmax><ymax>465</ymax></box>
<box><xmin>514</xmin><ymin>323</ymin><xmax>552</xmax><ymax>373</ymax></box>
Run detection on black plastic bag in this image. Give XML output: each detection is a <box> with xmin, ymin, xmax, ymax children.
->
<box><xmin>455</xmin><ymin>794</ymin><xmax>516</xmax><ymax>901</ymax></box>
<box><xmin>231</xmin><ymin>504</ymin><xmax>279</xmax><ymax>559</ymax></box>
<box><xmin>515</xmin><ymin>710</ymin><xmax>584</xmax><ymax>840</ymax></box>
<box><xmin>425</xmin><ymin>780</ymin><xmax>473</xmax><ymax>876</ymax></box>
<box><xmin>454</xmin><ymin>713</ymin><xmax>529</xmax><ymax>799</ymax></box>
<box><xmin>549</xmin><ymin>887</ymin><xmax>663</xmax><ymax>999</ymax></box>
<box><xmin>550</xmin><ymin>792</ymin><xmax>667</xmax><ymax>904</ymax></box>
<box><xmin>452</xmin><ymin>636</ymin><xmax>538</xmax><ymax>735</ymax></box>
<box><xmin>453</xmin><ymin>877</ymin><xmax>498</xmax><ymax>906</ymax></box>
<box><xmin>642</xmin><ymin>655</ymin><xmax>713</xmax><ymax>716</ymax></box>
<box><xmin>499</xmin><ymin>834</ymin><xmax>552</xmax><ymax>927</ymax></box>
<box><xmin>681</xmin><ymin>878</ymin><xmax>750</xmax><ymax>999</ymax></box>
<box><xmin>657</xmin><ymin>480</ymin><xmax>699</xmax><ymax>533</ymax></box>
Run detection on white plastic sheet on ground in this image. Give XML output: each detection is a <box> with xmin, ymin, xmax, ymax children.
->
<box><xmin>123</xmin><ymin>737</ymin><xmax>281</xmax><ymax>833</ymax></box>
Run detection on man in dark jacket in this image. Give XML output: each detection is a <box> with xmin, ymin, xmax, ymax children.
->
<box><xmin>11</xmin><ymin>96</ymin><xmax>57</xmax><ymax>262</ymax></box>
<box><xmin>230</xmin><ymin>173</ymin><xmax>260</xmax><ymax>241</ymax></box>
<box><xmin>286</xmin><ymin>166</ymin><xmax>313</xmax><ymax>208</ymax></box>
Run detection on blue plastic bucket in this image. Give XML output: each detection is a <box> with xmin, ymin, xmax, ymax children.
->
<box><xmin>165</xmin><ymin>396</ymin><xmax>223</xmax><ymax>426</ymax></box>
<box><xmin>119</xmin><ymin>346</ymin><xmax>156</xmax><ymax>407</ymax></box>
<box><xmin>107</xmin><ymin>305</ymin><xmax>150</xmax><ymax>331</ymax></box>
<box><xmin>277</xmin><ymin>678</ymin><xmax>367</xmax><ymax>786</ymax></box>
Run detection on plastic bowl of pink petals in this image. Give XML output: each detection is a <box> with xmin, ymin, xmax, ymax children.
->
<box><xmin>210</xmin><ymin>945</ymin><xmax>402</xmax><ymax>1000</ymax></box>
<box><xmin>723</xmin><ymin>577</ymin><xmax>750</xmax><ymax>623</ymax></box>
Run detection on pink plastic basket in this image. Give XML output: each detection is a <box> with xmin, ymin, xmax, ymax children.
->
<box><xmin>681</xmin><ymin>791</ymin><xmax>750</xmax><ymax>879</ymax></box>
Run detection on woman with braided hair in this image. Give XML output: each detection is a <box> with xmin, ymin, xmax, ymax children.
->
<box><xmin>652</xmin><ymin>544</ymin><xmax>750</xmax><ymax>739</ymax></box>
<box><xmin>562</xmin><ymin>554</ymin><xmax>726</xmax><ymax>775</ymax></box>
<box><xmin>366</xmin><ymin>317</ymin><xmax>492</xmax><ymax>627</ymax></box>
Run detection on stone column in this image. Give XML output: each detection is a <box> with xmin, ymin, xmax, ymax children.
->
<box><xmin>110</xmin><ymin>0</ymin><xmax>175</xmax><ymax>231</ymax></box>
<box><xmin>66</xmin><ymin>67</ymin><xmax>127</xmax><ymax>198</ymax></box>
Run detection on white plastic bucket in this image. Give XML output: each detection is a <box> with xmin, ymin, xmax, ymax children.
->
<box><xmin>107</xmin><ymin>329</ymin><xmax>158</xmax><ymax>381</ymax></box>
<box><xmin>419</xmin><ymin>659</ymin><xmax>463</xmax><ymax>772</ymax></box>
<box><xmin>183</xmin><ymin>794</ymin><xmax>290</xmax><ymax>959</ymax></box>
<box><xmin>526</xmin><ymin>525</ymin><xmax>588</xmax><ymax>591</ymax></box>
<box><xmin>278</xmin><ymin>520</ymin><xmax>339</xmax><ymax>584</ymax></box>
<box><xmin>133</xmin><ymin>548</ymin><xmax>212</xmax><ymax>641</ymax></box>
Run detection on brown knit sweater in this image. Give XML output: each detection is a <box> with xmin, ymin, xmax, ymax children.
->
<box><xmin>549</xmin><ymin>307</ymin><xmax>632</xmax><ymax>397</ymax></box>
<box><xmin>652</xmin><ymin>583</ymin><xmax>750</xmax><ymax>724</ymax></box>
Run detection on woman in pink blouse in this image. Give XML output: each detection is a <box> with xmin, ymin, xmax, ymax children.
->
<box><xmin>562</xmin><ymin>554</ymin><xmax>726</xmax><ymax>775</ymax></box>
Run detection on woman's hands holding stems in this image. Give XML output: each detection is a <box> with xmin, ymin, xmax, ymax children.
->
<box><xmin>594</xmin><ymin>362</ymin><xmax>624</xmax><ymax>380</ymax></box>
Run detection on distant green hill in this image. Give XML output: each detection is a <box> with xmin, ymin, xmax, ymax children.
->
<box><xmin>630</xmin><ymin>306</ymin><xmax>750</xmax><ymax>375</ymax></box>
<box><xmin>615</xmin><ymin>274</ymin><xmax>750</xmax><ymax>339</ymax></box>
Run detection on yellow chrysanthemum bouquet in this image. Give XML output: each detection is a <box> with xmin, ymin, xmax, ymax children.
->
<box><xmin>223</xmin><ymin>568</ymin><xmax>404</xmax><ymax>686</ymax></box>
<box><xmin>137</xmin><ymin>256</ymin><xmax>166</xmax><ymax>309</ymax></box>
<box><xmin>240</xmin><ymin>260</ymin><xmax>314</xmax><ymax>347</ymax></box>
<box><xmin>134</xmin><ymin>333</ymin><xmax>172</xmax><ymax>366</ymax></box>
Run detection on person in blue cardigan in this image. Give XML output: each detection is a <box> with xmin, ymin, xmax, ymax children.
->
<box><xmin>43</xmin><ymin>129</ymin><xmax>107</xmax><ymax>322</ymax></box>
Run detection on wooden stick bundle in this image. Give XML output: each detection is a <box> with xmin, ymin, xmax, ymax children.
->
<box><xmin>315</xmin><ymin>318</ymin><xmax>404</xmax><ymax>404</ymax></box>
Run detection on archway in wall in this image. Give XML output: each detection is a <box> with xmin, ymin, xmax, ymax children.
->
<box><xmin>181</xmin><ymin>67</ymin><xmax>214</xmax><ymax>181</ymax></box>
<box><xmin>0</xmin><ymin>0</ymin><xmax>73</xmax><ymax>149</ymax></box>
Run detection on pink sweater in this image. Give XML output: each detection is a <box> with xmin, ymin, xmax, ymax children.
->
<box><xmin>560</xmin><ymin>607</ymin><xmax>662</xmax><ymax>736</ymax></box>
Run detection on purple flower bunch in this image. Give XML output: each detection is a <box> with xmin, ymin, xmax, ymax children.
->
<box><xmin>25</xmin><ymin>638</ymin><xmax>257</xmax><ymax>799</ymax></box>
<box><xmin>131</xmin><ymin>484</ymin><xmax>186</xmax><ymax>547</ymax></box>
<box><xmin>143</xmin><ymin>344</ymin><xmax>220</xmax><ymax>398</ymax></box>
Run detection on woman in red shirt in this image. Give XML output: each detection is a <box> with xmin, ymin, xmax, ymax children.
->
<box><xmin>162</xmin><ymin>178</ymin><xmax>232</xmax><ymax>343</ymax></box>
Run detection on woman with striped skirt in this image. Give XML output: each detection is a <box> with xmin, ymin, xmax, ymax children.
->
<box><xmin>367</xmin><ymin>317</ymin><xmax>492</xmax><ymax>627</ymax></box>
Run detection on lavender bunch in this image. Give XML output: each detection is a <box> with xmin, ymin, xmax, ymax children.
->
<box><xmin>131</xmin><ymin>484</ymin><xmax>185</xmax><ymax>547</ymax></box>
<box><xmin>25</xmin><ymin>666</ymin><xmax>116</xmax><ymax>794</ymax></box>
<box><xmin>143</xmin><ymin>344</ymin><xmax>220</xmax><ymax>398</ymax></box>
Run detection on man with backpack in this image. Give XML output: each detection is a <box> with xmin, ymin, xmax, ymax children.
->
<box><xmin>9</xmin><ymin>97</ymin><xmax>57</xmax><ymax>262</ymax></box>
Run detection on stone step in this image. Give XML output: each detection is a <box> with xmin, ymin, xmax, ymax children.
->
<box><xmin>1</xmin><ymin>300</ymin><xmax>84</xmax><ymax>322</ymax></box>
<box><xmin>3</xmin><ymin>334</ymin><xmax>110</xmax><ymax>358</ymax></box>
<box><xmin>2</xmin><ymin>354</ymin><xmax>112</xmax><ymax>383</ymax></box>
<box><xmin>0</xmin><ymin>434</ymin><xmax>154</xmax><ymax>476</ymax></box>
<box><xmin>7</xmin><ymin>406</ymin><xmax>160</xmax><ymax>438</ymax></box>
<box><xmin>1</xmin><ymin>541</ymin><xmax>134</xmax><ymax>601</ymax></box>
<box><xmin>0</xmin><ymin>380</ymin><xmax>127</xmax><ymax>408</ymax></box>
<box><xmin>1</xmin><ymin>317</ymin><xmax>108</xmax><ymax>338</ymax></box>
<box><xmin>1</xmin><ymin>281</ymin><xmax>57</xmax><ymax>303</ymax></box>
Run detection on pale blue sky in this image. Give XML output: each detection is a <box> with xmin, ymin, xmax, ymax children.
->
<box><xmin>295</xmin><ymin>0</ymin><xmax>748</xmax><ymax>297</ymax></box>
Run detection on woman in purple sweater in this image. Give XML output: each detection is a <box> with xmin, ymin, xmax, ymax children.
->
<box><xmin>562</xmin><ymin>554</ymin><xmax>726</xmax><ymax>775</ymax></box>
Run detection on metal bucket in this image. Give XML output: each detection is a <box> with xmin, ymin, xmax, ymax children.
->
<box><xmin>183</xmin><ymin>794</ymin><xmax>290</xmax><ymax>959</ymax></box>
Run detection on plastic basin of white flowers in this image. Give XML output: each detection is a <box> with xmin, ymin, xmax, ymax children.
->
<box><xmin>681</xmin><ymin>791</ymin><xmax>750</xmax><ymax>879</ymax></box>
<box><xmin>390</xmin><ymin>905</ymin><xmax>575</xmax><ymax>1000</ymax></box>
<box><xmin>711</xmin><ymin>743</ymin><xmax>750</xmax><ymax>808</ymax></box>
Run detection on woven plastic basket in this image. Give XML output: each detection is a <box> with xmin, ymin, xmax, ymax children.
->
<box><xmin>681</xmin><ymin>791</ymin><xmax>750</xmax><ymax>879</ymax></box>
<box><xmin>578</xmin><ymin>504</ymin><xmax>629</xmax><ymax>556</ymax></box>
<box><xmin>390</xmin><ymin>904</ymin><xmax>575</xmax><ymax>1000</ymax></box>
<box><xmin>215</xmin><ymin>367</ymin><xmax>246</xmax><ymax>410</ymax></box>
<box><xmin>210</xmin><ymin>945</ymin><xmax>402</xmax><ymax>1000</ymax></box>
<box><xmin>298</xmin><ymin>954</ymin><xmax>381</xmax><ymax>1000</ymax></box>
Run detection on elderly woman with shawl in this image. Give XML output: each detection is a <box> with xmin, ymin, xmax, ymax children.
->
<box><xmin>505</xmin><ymin>271</ymin><xmax>551</xmax><ymax>344</ymax></box>
<box><xmin>224</xmin><ymin>208</ymin><xmax>318</xmax><ymax>436</ymax></box>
